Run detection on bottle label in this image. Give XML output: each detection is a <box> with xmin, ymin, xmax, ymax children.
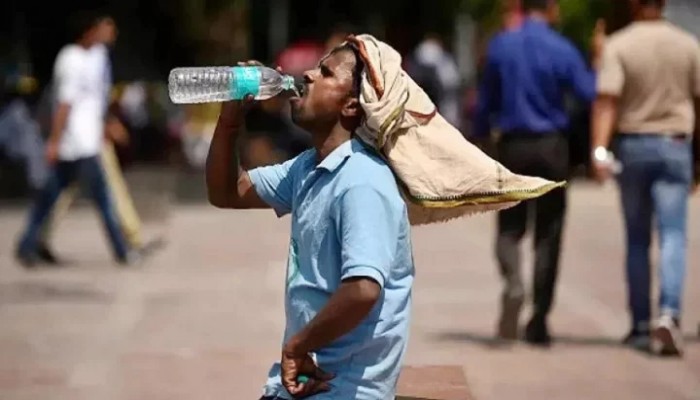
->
<box><xmin>231</xmin><ymin>67</ymin><xmax>261</xmax><ymax>99</ymax></box>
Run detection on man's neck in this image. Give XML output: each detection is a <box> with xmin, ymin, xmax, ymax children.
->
<box><xmin>635</xmin><ymin>7</ymin><xmax>663</xmax><ymax>22</ymax></box>
<box><xmin>312</xmin><ymin>125</ymin><xmax>353</xmax><ymax>163</ymax></box>
<box><xmin>76</xmin><ymin>39</ymin><xmax>93</xmax><ymax>50</ymax></box>
<box><xmin>527</xmin><ymin>11</ymin><xmax>549</xmax><ymax>24</ymax></box>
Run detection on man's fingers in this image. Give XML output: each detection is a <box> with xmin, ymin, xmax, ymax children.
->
<box><xmin>287</xmin><ymin>378</ymin><xmax>331</xmax><ymax>398</ymax></box>
<box><xmin>312</xmin><ymin>366</ymin><xmax>335</xmax><ymax>381</ymax></box>
<box><xmin>237</xmin><ymin>60</ymin><xmax>264</xmax><ymax>67</ymax></box>
<box><xmin>239</xmin><ymin>94</ymin><xmax>256</xmax><ymax>110</ymax></box>
<box><xmin>310</xmin><ymin>379</ymin><xmax>331</xmax><ymax>394</ymax></box>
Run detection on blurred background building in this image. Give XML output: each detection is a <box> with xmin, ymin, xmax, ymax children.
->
<box><xmin>0</xmin><ymin>0</ymin><xmax>697</xmax><ymax>199</ymax></box>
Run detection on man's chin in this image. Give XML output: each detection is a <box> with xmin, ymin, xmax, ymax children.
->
<box><xmin>290</xmin><ymin>110</ymin><xmax>307</xmax><ymax>129</ymax></box>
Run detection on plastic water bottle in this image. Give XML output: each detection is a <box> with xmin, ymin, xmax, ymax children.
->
<box><xmin>168</xmin><ymin>66</ymin><xmax>297</xmax><ymax>104</ymax></box>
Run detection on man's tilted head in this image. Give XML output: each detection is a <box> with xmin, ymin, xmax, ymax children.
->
<box><xmin>291</xmin><ymin>43</ymin><xmax>364</xmax><ymax>135</ymax></box>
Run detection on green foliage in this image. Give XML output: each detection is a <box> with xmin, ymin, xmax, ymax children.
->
<box><xmin>464</xmin><ymin>0</ymin><xmax>611</xmax><ymax>53</ymax></box>
<box><xmin>559</xmin><ymin>0</ymin><xmax>609</xmax><ymax>53</ymax></box>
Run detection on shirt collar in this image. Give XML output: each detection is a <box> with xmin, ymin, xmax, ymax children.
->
<box><xmin>523</xmin><ymin>17</ymin><xmax>551</xmax><ymax>30</ymax></box>
<box><xmin>315</xmin><ymin>139</ymin><xmax>357</xmax><ymax>172</ymax></box>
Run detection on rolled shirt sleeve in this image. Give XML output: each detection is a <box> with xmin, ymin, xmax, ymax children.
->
<box><xmin>597</xmin><ymin>44</ymin><xmax>625</xmax><ymax>97</ymax></box>
<box><xmin>248</xmin><ymin>155</ymin><xmax>301</xmax><ymax>217</ymax></box>
<box><xmin>55</xmin><ymin>51</ymin><xmax>83</xmax><ymax>105</ymax></box>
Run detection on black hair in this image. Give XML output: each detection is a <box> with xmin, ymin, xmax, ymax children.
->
<box><xmin>639</xmin><ymin>0</ymin><xmax>665</xmax><ymax>7</ymax></box>
<box><xmin>68</xmin><ymin>10</ymin><xmax>110</xmax><ymax>41</ymax></box>
<box><xmin>329</xmin><ymin>43</ymin><xmax>364</xmax><ymax>98</ymax></box>
<box><xmin>523</xmin><ymin>0</ymin><xmax>553</xmax><ymax>12</ymax></box>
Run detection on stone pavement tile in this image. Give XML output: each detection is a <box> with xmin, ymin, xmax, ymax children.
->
<box><xmin>0</xmin><ymin>388</ymin><xmax>94</xmax><ymax>400</ymax></box>
<box><xmin>0</xmin><ymin>365</ymin><xmax>68</xmax><ymax>390</ymax></box>
<box><xmin>396</xmin><ymin>365</ymin><xmax>472</xmax><ymax>400</ymax></box>
<box><xmin>119</xmin><ymin>350</ymin><xmax>271</xmax><ymax>400</ymax></box>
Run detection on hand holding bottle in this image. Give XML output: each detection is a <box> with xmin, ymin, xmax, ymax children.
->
<box><xmin>217</xmin><ymin>61</ymin><xmax>287</xmax><ymax>127</ymax></box>
<box><xmin>169</xmin><ymin>60</ymin><xmax>296</xmax><ymax>104</ymax></box>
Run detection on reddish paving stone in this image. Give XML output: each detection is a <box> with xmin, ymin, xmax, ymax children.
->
<box><xmin>0</xmin><ymin>366</ymin><xmax>68</xmax><ymax>389</ymax></box>
<box><xmin>120</xmin><ymin>350</ymin><xmax>271</xmax><ymax>400</ymax></box>
<box><xmin>397</xmin><ymin>366</ymin><xmax>472</xmax><ymax>400</ymax></box>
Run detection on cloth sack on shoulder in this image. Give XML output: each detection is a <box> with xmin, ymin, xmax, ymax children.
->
<box><xmin>345</xmin><ymin>34</ymin><xmax>565</xmax><ymax>226</ymax></box>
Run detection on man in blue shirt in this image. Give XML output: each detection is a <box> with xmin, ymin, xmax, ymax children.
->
<box><xmin>473</xmin><ymin>0</ymin><xmax>601</xmax><ymax>345</ymax></box>
<box><xmin>206</xmin><ymin>45</ymin><xmax>414</xmax><ymax>399</ymax></box>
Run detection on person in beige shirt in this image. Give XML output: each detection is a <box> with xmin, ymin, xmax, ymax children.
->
<box><xmin>591</xmin><ymin>0</ymin><xmax>700</xmax><ymax>357</ymax></box>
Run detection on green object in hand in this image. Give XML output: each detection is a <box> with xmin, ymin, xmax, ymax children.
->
<box><xmin>297</xmin><ymin>375</ymin><xmax>310</xmax><ymax>384</ymax></box>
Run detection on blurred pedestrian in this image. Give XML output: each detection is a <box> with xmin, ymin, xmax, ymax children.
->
<box><xmin>34</xmin><ymin>16</ymin><xmax>159</xmax><ymax>264</ymax></box>
<box><xmin>473</xmin><ymin>0</ymin><xmax>603</xmax><ymax>345</ymax></box>
<box><xmin>591</xmin><ymin>0</ymin><xmax>699</xmax><ymax>356</ymax></box>
<box><xmin>406</xmin><ymin>33</ymin><xmax>462</xmax><ymax>128</ymax></box>
<box><xmin>15</xmin><ymin>11</ymin><xmax>138</xmax><ymax>266</ymax></box>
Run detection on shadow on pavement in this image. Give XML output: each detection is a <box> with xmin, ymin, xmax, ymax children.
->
<box><xmin>431</xmin><ymin>331</ymin><xmax>700</xmax><ymax>350</ymax></box>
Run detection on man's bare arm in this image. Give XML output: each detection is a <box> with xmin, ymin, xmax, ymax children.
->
<box><xmin>284</xmin><ymin>277</ymin><xmax>381</xmax><ymax>356</ymax></box>
<box><xmin>590</xmin><ymin>94</ymin><xmax>619</xmax><ymax>182</ymax></box>
<box><xmin>205</xmin><ymin>100</ymin><xmax>269</xmax><ymax>209</ymax></box>
<box><xmin>693</xmin><ymin>99</ymin><xmax>700</xmax><ymax>188</ymax></box>
<box><xmin>591</xmin><ymin>94</ymin><xmax>618</xmax><ymax>150</ymax></box>
<box><xmin>45</xmin><ymin>103</ymin><xmax>71</xmax><ymax>163</ymax></box>
<box><xmin>50</xmin><ymin>103</ymin><xmax>70</xmax><ymax>144</ymax></box>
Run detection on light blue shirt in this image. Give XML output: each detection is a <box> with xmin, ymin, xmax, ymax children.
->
<box><xmin>249</xmin><ymin>138</ymin><xmax>414</xmax><ymax>400</ymax></box>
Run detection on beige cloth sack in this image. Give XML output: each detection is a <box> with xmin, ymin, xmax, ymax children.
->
<box><xmin>345</xmin><ymin>34</ymin><xmax>565</xmax><ymax>226</ymax></box>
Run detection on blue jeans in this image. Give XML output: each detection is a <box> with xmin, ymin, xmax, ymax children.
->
<box><xmin>18</xmin><ymin>156</ymin><xmax>128</xmax><ymax>261</ymax></box>
<box><xmin>615</xmin><ymin>134</ymin><xmax>693</xmax><ymax>328</ymax></box>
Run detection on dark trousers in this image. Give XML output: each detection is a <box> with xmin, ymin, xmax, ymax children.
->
<box><xmin>496</xmin><ymin>134</ymin><xmax>569</xmax><ymax>322</ymax></box>
<box><xmin>18</xmin><ymin>156</ymin><xmax>129</xmax><ymax>261</ymax></box>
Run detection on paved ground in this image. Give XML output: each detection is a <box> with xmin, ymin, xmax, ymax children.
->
<box><xmin>1</xmin><ymin>182</ymin><xmax>699</xmax><ymax>400</ymax></box>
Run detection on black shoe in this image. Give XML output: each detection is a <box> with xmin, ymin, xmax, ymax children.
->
<box><xmin>622</xmin><ymin>323</ymin><xmax>651</xmax><ymax>351</ymax></box>
<box><xmin>15</xmin><ymin>249</ymin><xmax>38</xmax><ymax>269</ymax></box>
<box><xmin>116</xmin><ymin>249</ymin><xmax>144</xmax><ymax>267</ymax></box>
<box><xmin>497</xmin><ymin>294</ymin><xmax>524</xmax><ymax>340</ymax></box>
<box><xmin>138</xmin><ymin>237</ymin><xmax>167</xmax><ymax>257</ymax></box>
<box><xmin>524</xmin><ymin>318</ymin><xmax>551</xmax><ymax>347</ymax></box>
<box><xmin>36</xmin><ymin>242</ymin><xmax>61</xmax><ymax>265</ymax></box>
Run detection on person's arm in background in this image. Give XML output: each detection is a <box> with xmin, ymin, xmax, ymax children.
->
<box><xmin>591</xmin><ymin>95</ymin><xmax>619</xmax><ymax>181</ymax></box>
<box><xmin>564</xmin><ymin>20</ymin><xmax>606</xmax><ymax>104</ymax></box>
<box><xmin>105</xmin><ymin>102</ymin><xmax>130</xmax><ymax>147</ymax></box>
<box><xmin>693</xmin><ymin>99</ymin><xmax>699</xmax><ymax>191</ymax></box>
<box><xmin>590</xmin><ymin>34</ymin><xmax>623</xmax><ymax>183</ymax></box>
<box><xmin>46</xmin><ymin>104</ymin><xmax>70</xmax><ymax>164</ymax></box>
<box><xmin>45</xmin><ymin>51</ymin><xmax>78</xmax><ymax>164</ymax></box>
<box><xmin>471</xmin><ymin>37</ymin><xmax>502</xmax><ymax>147</ymax></box>
<box><xmin>692</xmin><ymin>43</ymin><xmax>700</xmax><ymax>191</ymax></box>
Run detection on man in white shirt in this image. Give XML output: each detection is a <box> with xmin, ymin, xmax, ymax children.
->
<box><xmin>33</xmin><ymin>16</ymin><xmax>155</xmax><ymax>265</ymax></box>
<box><xmin>16</xmin><ymin>12</ymin><xmax>134</xmax><ymax>266</ymax></box>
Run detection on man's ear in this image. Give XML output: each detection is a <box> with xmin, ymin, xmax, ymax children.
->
<box><xmin>341</xmin><ymin>97</ymin><xmax>361</xmax><ymax>118</ymax></box>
